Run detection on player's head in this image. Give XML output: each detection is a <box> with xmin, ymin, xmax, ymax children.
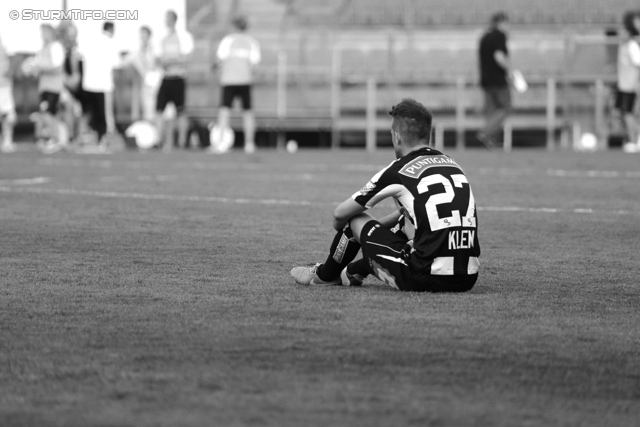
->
<box><xmin>490</xmin><ymin>11</ymin><xmax>508</xmax><ymax>30</ymax></box>
<box><xmin>232</xmin><ymin>16</ymin><xmax>248</xmax><ymax>32</ymax></box>
<box><xmin>166</xmin><ymin>10</ymin><xmax>178</xmax><ymax>29</ymax></box>
<box><xmin>388</xmin><ymin>98</ymin><xmax>432</xmax><ymax>157</ymax></box>
<box><xmin>622</xmin><ymin>11</ymin><xmax>639</xmax><ymax>37</ymax></box>
<box><xmin>103</xmin><ymin>21</ymin><xmax>115</xmax><ymax>37</ymax></box>
<box><xmin>140</xmin><ymin>26</ymin><xmax>152</xmax><ymax>45</ymax></box>
<box><xmin>63</xmin><ymin>22</ymin><xmax>78</xmax><ymax>45</ymax></box>
<box><xmin>40</xmin><ymin>24</ymin><xmax>56</xmax><ymax>44</ymax></box>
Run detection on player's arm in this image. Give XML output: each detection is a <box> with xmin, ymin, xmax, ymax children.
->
<box><xmin>629</xmin><ymin>41</ymin><xmax>640</xmax><ymax>67</ymax></box>
<box><xmin>494</xmin><ymin>33</ymin><xmax>511</xmax><ymax>75</ymax></box>
<box><xmin>333</xmin><ymin>198</ymin><xmax>367</xmax><ymax>231</ymax></box>
<box><xmin>494</xmin><ymin>50</ymin><xmax>511</xmax><ymax>74</ymax></box>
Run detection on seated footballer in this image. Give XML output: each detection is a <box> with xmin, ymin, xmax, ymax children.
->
<box><xmin>291</xmin><ymin>98</ymin><xmax>480</xmax><ymax>292</ymax></box>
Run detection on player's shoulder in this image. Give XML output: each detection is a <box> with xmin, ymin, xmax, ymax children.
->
<box><xmin>395</xmin><ymin>148</ymin><xmax>466</xmax><ymax>179</ymax></box>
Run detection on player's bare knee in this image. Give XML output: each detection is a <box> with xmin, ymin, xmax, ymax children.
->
<box><xmin>348</xmin><ymin>213</ymin><xmax>374</xmax><ymax>243</ymax></box>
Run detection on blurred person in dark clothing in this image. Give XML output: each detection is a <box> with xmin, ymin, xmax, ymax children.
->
<box><xmin>477</xmin><ymin>12</ymin><xmax>512</xmax><ymax>148</ymax></box>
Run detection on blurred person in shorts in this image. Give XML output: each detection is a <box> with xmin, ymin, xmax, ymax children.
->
<box><xmin>60</xmin><ymin>22</ymin><xmax>84</xmax><ymax>144</ymax></box>
<box><xmin>0</xmin><ymin>35</ymin><xmax>16</xmax><ymax>153</ymax></box>
<box><xmin>156</xmin><ymin>10</ymin><xmax>194</xmax><ymax>151</ymax></box>
<box><xmin>79</xmin><ymin>21</ymin><xmax>120</xmax><ymax>148</ymax></box>
<box><xmin>477</xmin><ymin>12</ymin><xmax>512</xmax><ymax>149</ymax></box>
<box><xmin>617</xmin><ymin>11</ymin><xmax>640</xmax><ymax>152</ymax></box>
<box><xmin>23</xmin><ymin>24</ymin><xmax>67</xmax><ymax>152</ymax></box>
<box><xmin>124</xmin><ymin>26</ymin><xmax>161</xmax><ymax>123</ymax></box>
<box><xmin>213</xmin><ymin>16</ymin><xmax>261</xmax><ymax>154</ymax></box>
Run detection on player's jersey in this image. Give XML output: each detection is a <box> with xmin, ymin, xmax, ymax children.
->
<box><xmin>352</xmin><ymin>147</ymin><xmax>480</xmax><ymax>276</ymax></box>
<box><xmin>217</xmin><ymin>33</ymin><xmax>261</xmax><ymax>86</ymax></box>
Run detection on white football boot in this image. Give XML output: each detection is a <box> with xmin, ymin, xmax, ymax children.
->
<box><xmin>290</xmin><ymin>263</ymin><xmax>341</xmax><ymax>286</ymax></box>
<box><xmin>340</xmin><ymin>267</ymin><xmax>365</xmax><ymax>287</ymax></box>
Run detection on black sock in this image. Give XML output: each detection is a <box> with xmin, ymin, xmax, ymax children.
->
<box><xmin>347</xmin><ymin>258</ymin><xmax>371</xmax><ymax>278</ymax></box>
<box><xmin>316</xmin><ymin>225</ymin><xmax>361</xmax><ymax>281</ymax></box>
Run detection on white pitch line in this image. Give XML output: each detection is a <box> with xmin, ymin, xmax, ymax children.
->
<box><xmin>33</xmin><ymin>158</ymin><xmax>640</xmax><ymax>179</ymax></box>
<box><xmin>0</xmin><ymin>177</ymin><xmax>50</xmax><ymax>185</ymax></box>
<box><xmin>0</xmin><ymin>186</ymin><xmax>322</xmax><ymax>207</ymax></box>
<box><xmin>0</xmin><ymin>185</ymin><xmax>637</xmax><ymax>216</ymax></box>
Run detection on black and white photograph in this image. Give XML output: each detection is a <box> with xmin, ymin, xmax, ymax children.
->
<box><xmin>1</xmin><ymin>0</ymin><xmax>639</xmax><ymax>425</ymax></box>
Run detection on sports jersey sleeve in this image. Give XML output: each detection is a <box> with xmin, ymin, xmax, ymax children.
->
<box><xmin>351</xmin><ymin>161</ymin><xmax>404</xmax><ymax>209</ymax></box>
<box><xmin>180</xmin><ymin>31</ymin><xmax>195</xmax><ymax>56</ymax></box>
<box><xmin>249</xmin><ymin>38</ymin><xmax>261</xmax><ymax>65</ymax></box>
<box><xmin>51</xmin><ymin>42</ymin><xmax>65</xmax><ymax>68</ymax></box>
<box><xmin>629</xmin><ymin>40</ymin><xmax>640</xmax><ymax>67</ymax></box>
<box><xmin>217</xmin><ymin>36</ymin><xmax>232</xmax><ymax>61</ymax></box>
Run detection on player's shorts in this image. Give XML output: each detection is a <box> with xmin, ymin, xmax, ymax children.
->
<box><xmin>221</xmin><ymin>85</ymin><xmax>252</xmax><ymax>110</ymax></box>
<box><xmin>156</xmin><ymin>77</ymin><xmax>186</xmax><ymax>113</ymax></box>
<box><xmin>39</xmin><ymin>91</ymin><xmax>60</xmax><ymax>115</ymax></box>
<box><xmin>615</xmin><ymin>90</ymin><xmax>636</xmax><ymax>114</ymax></box>
<box><xmin>360</xmin><ymin>220</ymin><xmax>477</xmax><ymax>293</ymax></box>
<box><xmin>0</xmin><ymin>86</ymin><xmax>15</xmax><ymax>117</ymax></box>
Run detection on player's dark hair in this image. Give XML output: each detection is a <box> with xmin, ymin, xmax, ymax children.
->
<box><xmin>623</xmin><ymin>11</ymin><xmax>639</xmax><ymax>37</ymax></box>
<box><xmin>140</xmin><ymin>25</ymin><xmax>152</xmax><ymax>36</ymax></box>
<box><xmin>490</xmin><ymin>11</ymin><xmax>508</xmax><ymax>26</ymax></box>
<box><xmin>103</xmin><ymin>21</ymin><xmax>115</xmax><ymax>33</ymax></box>
<box><xmin>167</xmin><ymin>10</ymin><xmax>178</xmax><ymax>23</ymax></box>
<box><xmin>388</xmin><ymin>98</ymin><xmax>432</xmax><ymax>146</ymax></box>
<box><xmin>233</xmin><ymin>16</ymin><xmax>248</xmax><ymax>31</ymax></box>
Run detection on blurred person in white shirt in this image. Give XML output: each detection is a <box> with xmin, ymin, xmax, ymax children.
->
<box><xmin>0</xmin><ymin>34</ymin><xmax>16</xmax><ymax>153</ymax></box>
<box><xmin>156</xmin><ymin>10</ymin><xmax>194</xmax><ymax>151</ymax></box>
<box><xmin>124</xmin><ymin>26</ymin><xmax>162</xmax><ymax>123</ymax></box>
<box><xmin>214</xmin><ymin>16</ymin><xmax>261</xmax><ymax>153</ymax></box>
<box><xmin>22</xmin><ymin>24</ymin><xmax>67</xmax><ymax>151</ymax></box>
<box><xmin>59</xmin><ymin>22</ymin><xmax>84</xmax><ymax>145</ymax></box>
<box><xmin>79</xmin><ymin>21</ymin><xmax>120</xmax><ymax>146</ymax></box>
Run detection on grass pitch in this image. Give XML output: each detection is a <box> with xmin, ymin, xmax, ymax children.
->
<box><xmin>1</xmin><ymin>147</ymin><xmax>639</xmax><ymax>426</ymax></box>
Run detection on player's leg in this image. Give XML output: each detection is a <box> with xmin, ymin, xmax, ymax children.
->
<box><xmin>240</xmin><ymin>86</ymin><xmax>256</xmax><ymax>153</ymax></box>
<box><xmin>484</xmin><ymin>87</ymin><xmax>511</xmax><ymax>144</ymax></box>
<box><xmin>0</xmin><ymin>86</ymin><xmax>16</xmax><ymax>152</ymax></box>
<box><xmin>39</xmin><ymin>92</ymin><xmax>64</xmax><ymax>152</ymax></box>
<box><xmin>174</xmin><ymin>78</ymin><xmax>189</xmax><ymax>149</ymax></box>
<box><xmin>621</xmin><ymin>92</ymin><xmax>638</xmax><ymax>145</ymax></box>
<box><xmin>155</xmin><ymin>78</ymin><xmax>169</xmax><ymax>149</ymax></box>
<box><xmin>477</xmin><ymin>88</ymin><xmax>498</xmax><ymax>148</ymax></box>
<box><xmin>356</xmin><ymin>218</ymin><xmax>413</xmax><ymax>291</ymax></box>
<box><xmin>290</xmin><ymin>222</ymin><xmax>363</xmax><ymax>286</ymax></box>
<box><xmin>1</xmin><ymin>111</ymin><xmax>16</xmax><ymax>152</ymax></box>
<box><xmin>94</xmin><ymin>92</ymin><xmax>107</xmax><ymax>145</ymax></box>
<box><xmin>340</xmin><ymin>212</ymin><xmax>407</xmax><ymax>286</ymax></box>
<box><xmin>217</xmin><ymin>85</ymin><xmax>233</xmax><ymax>129</ymax></box>
<box><xmin>142</xmin><ymin>84</ymin><xmax>156</xmax><ymax>122</ymax></box>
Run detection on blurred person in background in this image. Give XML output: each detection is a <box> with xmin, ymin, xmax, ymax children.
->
<box><xmin>618</xmin><ymin>11</ymin><xmax>640</xmax><ymax>153</ymax></box>
<box><xmin>213</xmin><ymin>16</ymin><xmax>261</xmax><ymax>154</ymax></box>
<box><xmin>22</xmin><ymin>24</ymin><xmax>67</xmax><ymax>153</ymax></box>
<box><xmin>156</xmin><ymin>10</ymin><xmax>194</xmax><ymax>151</ymax></box>
<box><xmin>0</xmin><ymin>34</ymin><xmax>16</xmax><ymax>153</ymax></box>
<box><xmin>124</xmin><ymin>26</ymin><xmax>162</xmax><ymax>123</ymax></box>
<box><xmin>477</xmin><ymin>12</ymin><xmax>512</xmax><ymax>149</ymax></box>
<box><xmin>79</xmin><ymin>21</ymin><xmax>120</xmax><ymax>149</ymax></box>
<box><xmin>59</xmin><ymin>22</ymin><xmax>84</xmax><ymax>145</ymax></box>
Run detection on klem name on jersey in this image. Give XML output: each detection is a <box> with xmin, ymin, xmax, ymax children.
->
<box><xmin>448</xmin><ymin>229</ymin><xmax>475</xmax><ymax>250</ymax></box>
<box><xmin>399</xmin><ymin>155</ymin><xmax>461</xmax><ymax>179</ymax></box>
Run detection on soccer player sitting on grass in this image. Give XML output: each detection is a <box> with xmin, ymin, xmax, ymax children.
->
<box><xmin>291</xmin><ymin>98</ymin><xmax>481</xmax><ymax>292</ymax></box>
